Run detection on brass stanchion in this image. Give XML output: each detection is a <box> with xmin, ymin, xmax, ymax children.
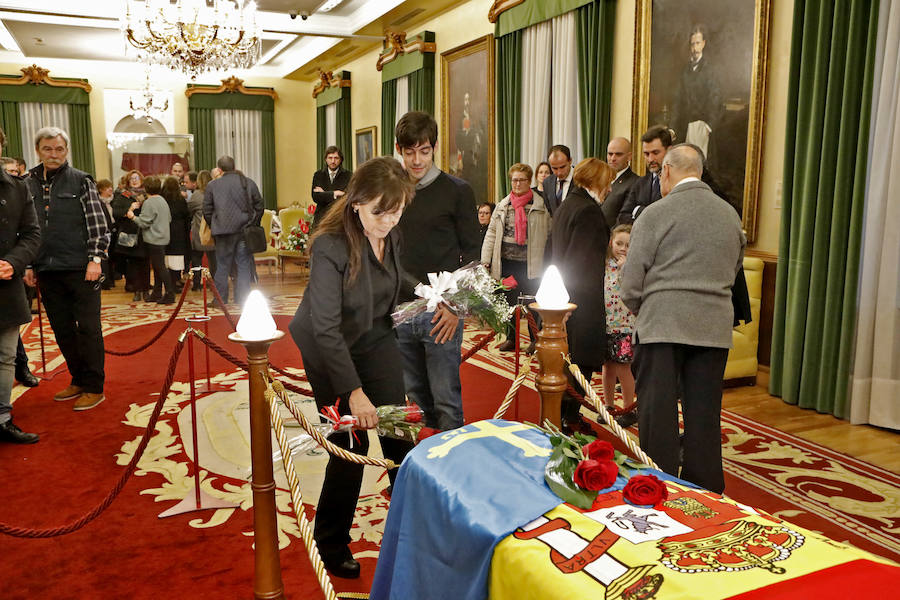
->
<box><xmin>228</xmin><ymin>290</ymin><xmax>285</xmax><ymax>600</ymax></box>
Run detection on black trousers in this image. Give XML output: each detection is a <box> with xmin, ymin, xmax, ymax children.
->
<box><xmin>301</xmin><ymin>330</ymin><xmax>413</xmax><ymax>559</ymax></box>
<box><xmin>500</xmin><ymin>259</ymin><xmax>538</xmax><ymax>342</ymax></box>
<box><xmin>633</xmin><ymin>342</ymin><xmax>728</xmax><ymax>493</ymax></box>
<box><xmin>145</xmin><ymin>243</ymin><xmax>173</xmax><ymax>297</ymax></box>
<box><xmin>37</xmin><ymin>270</ymin><xmax>105</xmax><ymax>393</ymax></box>
<box><xmin>563</xmin><ymin>363</ymin><xmax>597</xmax><ymax>423</ymax></box>
<box><xmin>125</xmin><ymin>256</ymin><xmax>150</xmax><ymax>293</ymax></box>
<box><xmin>190</xmin><ymin>249</ymin><xmax>217</xmax><ymax>278</ymax></box>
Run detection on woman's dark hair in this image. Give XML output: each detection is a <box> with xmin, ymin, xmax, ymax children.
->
<box><xmin>143</xmin><ymin>175</ymin><xmax>163</xmax><ymax>195</ymax></box>
<box><xmin>161</xmin><ymin>176</ymin><xmax>182</xmax><ymax>206</ymax></box>
<box><xmin>311</xmin><ymin>157</ymin><xmax>415</xmax><ymax>283</ymax></box>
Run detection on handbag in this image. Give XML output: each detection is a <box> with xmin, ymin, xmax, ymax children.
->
<box><xmin>240</xmin><ymin>175</ymin><xmax>268</xmax><ymax>254</ymax></box>
<box><xmin>117</xmin><ymin>232</ymin><xmax>138</xmax><ymax>248</ymax></box>
<box><xmin>199</xmin><ymin>216</ymin><xmax>214</xmax><ymax>247</ymax></box>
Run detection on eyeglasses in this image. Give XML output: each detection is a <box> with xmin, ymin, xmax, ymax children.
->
<box><xmin>510</xmin><ymin>178</ymin><xmax>529</xmax><ymax>183</ymax></box>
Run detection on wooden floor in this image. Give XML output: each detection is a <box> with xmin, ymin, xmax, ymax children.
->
<box><xmin>98</xmin><ymin>264</ymin><xmax>900</xmax><ymax>476</ymax></box>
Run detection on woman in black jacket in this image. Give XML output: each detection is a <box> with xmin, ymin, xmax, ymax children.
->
<box><xmin>111</xmin><ymin>170</ymin><xmax>150</xmax><ymax>302</ymax></box>
<box><xmin>161</xmin><ymin>176</ymin><xmax>190</xmax><ymax>293</ymax></box>
<box><xmin>289</xmin><ymin>157</ymin><xmax>415</xmax><ymax>579</ymax></box>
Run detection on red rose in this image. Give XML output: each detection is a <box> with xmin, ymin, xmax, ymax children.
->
<box><xmin>404</xmin><ymin>405</ymin><xmax>423</xmax><ymax>423</ymax></box>
<box><xmin>300</xmin><ymin>221</ymin><xmax>310</xmax><ymax>234</ymax></box>
<box><xmin>415</xmin><ymin>427</ymin><xmax>441</xmax><ymax>443</ymax></box>
<box><xmin>501</xmin><ymin>275</ymin><xmax>518</xmax><ymax>290</ymax></box>
<box><xmin>573</xmin><ymin>459</ymin><xmax>618</xmax><ymax>491</ymax></box>
<box><xmin>307</xmin><ymin>203</ymin><xmax>317</xmax><ymax>215</ymax></box>
<box><xmin>622</xmin><ymin>474</ymin><xmax>669</xmax><ymax>506</ymax></box>
<box><xmin>583</xmin><ymin>440</ymin><xmax>615</xmax><ymax>462</ymax></box>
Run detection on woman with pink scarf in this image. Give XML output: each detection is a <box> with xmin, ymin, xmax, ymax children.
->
<box><xmin>481</xmin><ymin>163</ymin><xmax>551</xmax><ymax>352</ymax></box>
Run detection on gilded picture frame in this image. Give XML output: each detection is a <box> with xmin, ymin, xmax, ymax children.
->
<box><xmin>631</xmin><ymin>0</ymin><xmax>770</xmax><ymax>242</ymax></box>
<box><xmin>355</xmin><ymin>125</ymin><xmax>377</xmax><ymax>168</ymax></box>
<box><xmin>441</xmin><ymin>34</ymin><xmax>495</xmax><ymax>207</ymax></box>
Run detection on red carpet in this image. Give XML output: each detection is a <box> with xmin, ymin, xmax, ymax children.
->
<box><xmin>2</xmin><ymin>300</ymin><xmax>898</xmax><ymax>599</ymax></box>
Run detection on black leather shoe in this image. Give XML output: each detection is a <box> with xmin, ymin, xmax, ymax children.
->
<box><xmin>0</xmin><ymin>420</ymin><xmax>39</xmax><ymax>444</ymax></box>
<box><xmin>157</xmin><ymin>293</ymin><xmax>175</xmax><ymax>305</ymax></box>
<box><xmin>15</xmin><ymin>367</ymin><xmax>39</xmax><ymax>387</ymax></box>
<box><xmin>497</xmin><ymin>338</ymin><xmax>517</xmax><ymax>352</ymax></box>
<box><xmin>322</xmin><ymin>549</ymin><xmax>360</xmax><ymax>579</ymax></box>
<box><xmin>132</xmin><ymin>291</ymin><xmax>142</xmax><ymax>302</ymax></box>
<box><xmin>615</xmin><ymin>411</ymin><xmax>639</xmax><ymax>429</ymax></box>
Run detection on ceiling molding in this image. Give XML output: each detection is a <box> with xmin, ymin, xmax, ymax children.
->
<box><xmin>488</xmin><ymin>0</ymin><xmax>526</xmax><ymax>23</ymax></box>
<box><xmin>0</xmin><ymin>64</ymin><xmax>91</xmax><ymax>92</ymax></box>
<box><xmin>312</xmin><ymin>69</ymin><xmax>350</xmax><ymax>98</ymax></box>
<box><xmin>376</xmin><ymin>31</ymin><xmax>436</xmax><ymax>71</ymax></box>
<box><xmin>185</xmin><ymin>76</ymin><xmax>278</xmax><ymax>99</ymax></box>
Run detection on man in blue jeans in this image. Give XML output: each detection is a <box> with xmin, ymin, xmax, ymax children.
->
<box><xmin>394</xmin><ymin>112</ymin><xmax>481</xmax><ymax>430</ymax></box>
<box><xmin>202</xmin><ymin>155</ymin><xmax>263</xmax><ymax>305</ymax></box>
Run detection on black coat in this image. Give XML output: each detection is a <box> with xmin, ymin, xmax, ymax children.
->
<box><xmin>111</xmin><ymin>189</ymin><xmax>147</xmax><ymax>257</ymax></box>
<box><xmin>617</xmin><ymin>173</ymin><xmax>659</xmax><ymax>225</ymax></box>
<box><xmin>602</xmin><ymin>168</ymin><xmax>639</xmax><ymax>229</ymax></box>
<box><xmin>289</xmin><ymin>229</ymin><xmax>402</xmax><ymax>396</ymax></box>
<box><xmin>550</xmin><ymin>186</ymin><xmax>610</xmax><ymax>368</ymax></box>
<box><xmin>311</xmin><ymin>167</ymin><xmax>351</xmax><ymax>229</ymax></box>
<box><xmin>164</xmin><ymin>192</ymin><xmax>191</xmax><ymax>255</ymax></box>
<box><xmin>0</xmin><ymin>171</ymin><xmax>41</xmax><ymax>328</ymax></box>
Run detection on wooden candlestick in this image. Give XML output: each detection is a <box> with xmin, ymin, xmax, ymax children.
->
<box><xmin>529</xmin><ymin>302</ymin><xmax>576</xmax><ymax>428</ymax></box>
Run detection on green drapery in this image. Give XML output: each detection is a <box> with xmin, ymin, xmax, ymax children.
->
<box><xmin>381</xmin><ymin>79</ymin><xmax>397</xmax><ymax>157</ymax></box>
<box><xmin>0</xmin><ymin>79</ymin><xmax>89</xmax><ymax>104</ymax></box>
<box><xmin>260</xmin><ymin>110</ymin><xmax>277</xmax><ymax>209</ymax></box>
<box><xmin>187</xmin><ymin>107</ymin><xmax>217</xmax><ymax>172</ymax></box>
<box><xmin>67</xmin><ymin>103</ymin><xmax>95</xmax><ymax>175</ymax></box>
<box><xmin>496</xmin><ymin>0</ymin><xmax>594</xmax><ymax>37</ymax></box>
<box><xmin>0</xmin><ymin>101</ymin><xmax>22</xmax><ymax>158</ymax></box>
<box><xmin>316</xmin><ymin>106</ymin><xmax>326</xmax><ymax>167</ymax></box>
<box><xmin>407</xmin><ymin>65</ymin><xmax>435</xmax><ymax>115</ymax></box>
<box><xmin>335</xmin><ymin>97</ymin><xmax>352</xmax><ymax>171</ymax></box>
<box><xmin>495</xmin><ymin>30</ymin><xmax>522</xmax><ymax>198</ymax></box>
<box><xmin>576</xmin><ymin>0</ymin><xmax>616</xmax><ymax>158</ymax></box>
<box><xmin>769</xmin><ymin>0</ymin><xmax>879</xmax><ymax>417</ymax></box>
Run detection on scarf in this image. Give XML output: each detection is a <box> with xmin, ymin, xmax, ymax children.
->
<box><xmin>509</xmin><ymin>189</ymin><xmax>533</xmax><ymax>246</ymax></box>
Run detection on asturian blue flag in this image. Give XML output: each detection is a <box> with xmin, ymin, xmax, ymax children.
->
<box><xmin>370</xmin><ymin>420</ymin><xmax>565</xmax><ymax>600</ymax></box>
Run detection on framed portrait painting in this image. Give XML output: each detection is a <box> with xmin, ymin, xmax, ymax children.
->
<box><xmin>632</xmin><ymin>0</ymin><xmax>770</xmax><ymax>242</ymax></box>
<box><xmin>355</xmin><ymin>125</ymin><xmax>376</xmax><ymax>168</ymax></box>
<box><xmin>441</xmin><ymin>34</ymin><xmax>495</xmax><ymax>208</ymax></box>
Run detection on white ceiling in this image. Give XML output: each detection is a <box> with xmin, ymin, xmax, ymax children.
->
<box><xmin>0</xmin><ymin>0</ymin><xmax>407</xmax><ymax>80</ymax></box>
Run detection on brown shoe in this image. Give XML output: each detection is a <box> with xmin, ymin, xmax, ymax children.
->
<box><xmin>54</xmin><ymin>384</ymin><xmax>83</xmax><ymax>402</ymax></box>
<box><xmin>497</xmin><ymin>338</ymin><xmax>517</xmax><ymax>352</ymax></box>
<box><xmin>73</xmin><ymin>393</ymin><xmax>105</xmax><ymax>411</ymax></box>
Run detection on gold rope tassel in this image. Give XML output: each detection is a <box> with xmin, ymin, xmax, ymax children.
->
<box><xmin>564</xmin><ymin>356</ymin><xmax>659</xmax><ymax>470</ymax></box>
<box><xmin>266</xmin><ymin>385</ymin><xmax>339</xmax><ymax>600</ymax></box>
<box><xmin>492</xmin><ymin>353</ymin><xmax>536</xmax><ymax>420</ymax></box>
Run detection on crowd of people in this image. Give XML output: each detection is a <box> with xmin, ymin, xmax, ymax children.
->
<box><xmin>0</xmin><ymin>125</ymin><xmax>266</xmax><ymax>446</ymax></box>
<box><xmin>1</xmin><ymin>111</ymin><xmax>746</xmax><ymax>582</ymax></box>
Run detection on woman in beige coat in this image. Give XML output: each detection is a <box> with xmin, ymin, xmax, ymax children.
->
<box><xmin>481</xmin><ymin>163</ymin><xmax>551</xmax><ymax>352</ymax></box>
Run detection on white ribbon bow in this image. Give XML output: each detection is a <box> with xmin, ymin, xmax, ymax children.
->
<box><xmin>414</xmin><ymin>270</ymin><xmax>460</xmax><ymax>312</ymax></box>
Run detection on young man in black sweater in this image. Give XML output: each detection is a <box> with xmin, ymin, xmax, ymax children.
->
<box><xmin>394</xmin><ymin>111</ymin><xmax>480</xmax><ymax>430</ymax></box>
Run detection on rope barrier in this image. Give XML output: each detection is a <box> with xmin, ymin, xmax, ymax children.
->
<box><xmin>492</xmin><ymin>353</ymin><xmax>535</xmax><ymax>420</ymax></box>
<box><xmin>267</xmin><ymin>384</ymin><xmax>339</xmax><ymax>600</ymax></box>
<box><xmin>564</xmin><ymin>356</ymin><xmax>658</xmax><ymax>470</ymax></box>
<box><xmin>202</xmin><ymin>268</ymin><xmax>238</xmax><ymax>330</ymax></box>
<box><xmin>1</xmin><ymin>337</ymin><xmax>187</xmax><ymax>538</ymax></box>
<box><xmin>104</xmin><ymin>271</ymin><xmax>195</xmax><ymax>356</ymax></box>
<box><xmin>460</xmin><ymin>330</ymin><xmax>497</xmax><ymax>363</ymax></box>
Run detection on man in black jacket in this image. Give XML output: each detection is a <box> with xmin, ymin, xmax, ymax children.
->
<box><xmin>601</xmin><ymin>137</ymin><xmax>639</xmax><ymax>228</ymax></box>
<box><xmin>311</xmin><ymin>146</ymin><xmax>351</xmax><ymax>230</ymax></box>
<box><xmin>394</xmin><ymin>111</ymin><xmax>480</xmax><ymax>430</ymax></box>
<box><xmin>617</xmin><ymin>126</ymin><xmax>672</xmax><ymax>225</ymax></box>
<box><xmin>0</xmin><ymin>126</ymin><xmax>42</xmax><ymax>443</ymax></box>
<box><xmin>24</xmin><ymin>126</ymin><xmax>110</xmax><ymax>412</ymax></box>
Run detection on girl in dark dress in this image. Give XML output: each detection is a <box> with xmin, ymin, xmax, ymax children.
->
<box><xmin>288</xmin><ymin>157</ymin><xmax>415</xmax><ymax>579</ymax></box>
<box><xmin>160</xmin><ymin>176</ymin><xmax>191</xmax><ymax>293</ymax></box>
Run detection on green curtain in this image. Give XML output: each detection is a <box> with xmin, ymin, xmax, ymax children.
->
<box><xmin>335</xmin><ymin>97</ymin><xmax>352</xmax><ymax>170</ymax></box>
<box><xmin>407</xmin><ymin>62</ymin><xmax>435</xmax><ymax>115</ymax></box>
<box><xmin>576</xmin><ymin>0</ymin><xmax>616</xmax><ymax>158</ymax></box>
<box><xmin>495</xmin><ymin>30</ymin><xmax>522</xmax><ymax>198</ymax></box>
<box><xmin>67</xmin><ymin>103</ymin><xmax>95</xmax><ymax>176</ymax></box>
<box><xmin>316</xmin><ymin>105</ymin><xmax>326</xmax><ymax>167</ymax></box>
<box><xmin>769</xmin><ymin>0</ymin><xmax>879</xmax><ymax>418</ymax></box>
<box><xmin>381</xmin><ymin>79</ymin><xmax>397</xmax><ymax>157</ymax></box>
<box><xmin>0</xmin><ymin>101</ymin><xmax>22</xmax><ymax>159</ymax></box>
<box><xmin>188</xmin><ymin>107</ymin><xmax>217</xmax><ymax>172</ymax></box>
<box><xmin>260</xmin><ymin>110</ymin><xmax>277</xmax><ymax>209</ymax></box>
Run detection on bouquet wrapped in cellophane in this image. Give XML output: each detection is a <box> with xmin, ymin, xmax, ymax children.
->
<box><xmin>391</xmin><ymin>261</ymin><xmax>514</xmax><ymax>333</ymax></box>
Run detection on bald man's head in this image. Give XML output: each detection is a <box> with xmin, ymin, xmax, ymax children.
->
<box><xmin>606</xmin><ymin>137</ymin><xmax>632</xmax><ymax>172</ymax></box>
<box><xmin>659</xmin><ymin>144</ymin><xmax>703</xmax><ymax>196</ymax></box>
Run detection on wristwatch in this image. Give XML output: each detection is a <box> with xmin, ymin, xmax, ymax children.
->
<box><xmin>92</xmin><ymin>256</ymin><xmax>102</xmax><ymax>264</ymax></box>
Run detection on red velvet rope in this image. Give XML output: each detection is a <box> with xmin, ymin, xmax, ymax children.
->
<box><xmin>0</xmin><ymin>338</ymin><xmax>186</xmax><ymax>538</ymax></box>
<box><xmin>204</xmin><ymin>276</ymin><xmax>238</xmax><ymax>331</ymax></box>
<box><xmin>460</xmin><ymin>330</ymin><xmax>497</xmax><ymax>363</ymax></box>
<box><xmin>104</xmin><ymin>278</ymin><xmax>194</xmax><ymax>356</ymax></box>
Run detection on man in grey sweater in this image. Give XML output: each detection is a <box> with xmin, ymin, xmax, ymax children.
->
<box><xmin>620</xmin><ymin>144</ymin><xmax>745</xmax><ymax>493</ymax></box>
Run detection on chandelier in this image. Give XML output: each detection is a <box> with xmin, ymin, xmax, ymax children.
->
<box><xmin>122</xmin><ymin>0</ymin><xmax>261</xmax><ymax>79</ymax></box>
<box><xmin>129</xmin><ymin>69</ymin><xmax>169</xmax><ymax>122</ymax></box>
